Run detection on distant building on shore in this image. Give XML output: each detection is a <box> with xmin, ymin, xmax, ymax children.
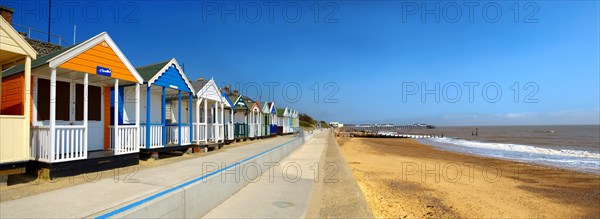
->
<box><xmin>329</xmin><ymin>122</ymin><xmax>344</xmax><ymax>128</ymax></box>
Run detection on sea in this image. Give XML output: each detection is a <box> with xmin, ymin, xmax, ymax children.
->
<box><xmin>408</xmin><ymin>125</ymin><xmax>600</xmax><ymax>174</ymax></box>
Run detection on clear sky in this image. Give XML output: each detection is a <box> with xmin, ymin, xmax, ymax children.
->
<box><xmin>4</xmin><ymin>1</ymin><xmax>599</xmax><ymax>125</ymax></box>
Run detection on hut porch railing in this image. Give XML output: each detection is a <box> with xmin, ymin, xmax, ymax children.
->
<box><xmin>234</xmin><ymin>123</ymin><xmax>248</xmax><ymax>138</ymax></box>
<box><xmin>193</xmin><ymin>123</ymin><xmax>222</xmax><ymax>143</ymax></box>
<box><xmin>207</xmin><ymin>124</ymin><xmax>215</xmax><ymax>141</ymax></box>
<box><xmin>216</xmin><ymin>124</ymin><xmax>224</xmax><ymax>142</ymax></box>
<box><xmin>140</xmin><ymin>124</ymin><xmax>163</xmax><ymax>149</ymax></box>
<box><xmin>193</xmin><ymin>123</ymin><xmax>207</xmax><ymax>143</ymax></box>
<box><xmin>31</xmin><ymin>125</ymin><xmax>87</xmax><ymax>163</ymax></box>
<box><xmin>225</xmin><ymin>123</ymin><xmax>234</xmax><ymax>140</ymax></box>
<box><xmin>165</xmin><ymin>124</ymin><xmax>192</xmax><ymax>146</ymax></box>
<box><xmin>109</xmin><ymin>125</ymin><xmax>140</xmax><ymax>155</ymax></box>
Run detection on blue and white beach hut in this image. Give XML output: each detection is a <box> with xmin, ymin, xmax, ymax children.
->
<box><xmin>263</xmin><ymin>102</ymin><xmax>278</xmax><ymax>136</ymax></box>
<box><xmin>131</xmin><ymin>58</ymin><xmax>195</xmax><ymax>153</ymax></box>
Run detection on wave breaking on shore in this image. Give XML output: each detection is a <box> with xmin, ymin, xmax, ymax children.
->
<box><xmin>419</xmin><ymin>137</ymin><xmax>600</xmax><ymax>174</ymax></box>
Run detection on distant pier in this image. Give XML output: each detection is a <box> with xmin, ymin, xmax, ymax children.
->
<box><xmin>339</xmin><ymin>125</ymin><xmax>442</xmax><ymax>139</ymax></box>
<box><xmin>341</xmin><ymin>125</ymin><xmax>435</xmax><ymax>132</ymax></box>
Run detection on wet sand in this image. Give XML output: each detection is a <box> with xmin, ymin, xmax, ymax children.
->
<box><xmin>337</xmin><ymin>137</ymin><xmax>600</xmax><ymax>218</ymax></box>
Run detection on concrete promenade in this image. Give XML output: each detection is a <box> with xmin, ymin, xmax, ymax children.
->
<box><xmin>0</xmin><ymin>134</ymin><xmax>307</xmax><ymax>218</ymax></box>
<box><xmin>203</xmin><ymin>130</ymin><xmax>373</xmax><ymax>218</ymax></box>
<box><xmin>319</xmin><ymin>131</ymin><xmax>374</xmax><ymax>218</ymax></box>
<box><xmin>203</xmin><ymin>130</ymin><xmax>329</xmax><ymax>218</ymax></box>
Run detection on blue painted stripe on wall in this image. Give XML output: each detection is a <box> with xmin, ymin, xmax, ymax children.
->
<box><xmin>95</xmin><ymin>137</ymin><xmax>301</xmax><ymax>219</ymax></box>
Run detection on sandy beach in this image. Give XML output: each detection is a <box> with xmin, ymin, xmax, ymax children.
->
<box><xmin>337</xmin><ymin>137</ymin><xmax>600</xmax><ymax>218</ymax></box>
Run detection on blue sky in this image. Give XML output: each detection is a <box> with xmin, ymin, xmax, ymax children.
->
<box><xmin>4</xmin><ymin>1</ymin><xmax>599</xmax><ymax>125</ymax></box>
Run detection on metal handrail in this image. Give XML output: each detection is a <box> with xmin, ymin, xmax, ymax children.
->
<box><xmin>11</xmin><ymin>23</ymin><xmax>70</xmax><ymax>46</ymax></box>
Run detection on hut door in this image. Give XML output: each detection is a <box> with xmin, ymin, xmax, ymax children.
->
<box><xmin>75</xmin><ymin>84</ymin><xmax>104</xmax><ymax>151</ymax></box>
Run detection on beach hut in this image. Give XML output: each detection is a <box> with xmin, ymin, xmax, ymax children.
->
<box><xmin>293</xmin><ymin>110</ymin><xmax>299</xmax><ymax>131</ymax></box>
<box><xmin>286</xmin><ymin>108</ymin><xmax>294</xmax><ymax>134</ymax></box>
<box><xmin>276</xmin><ymin>107</ymin><xmax>294</xmax><ymax>135</ymax></box>
<box><xmin>2</xmin><ymin>32</ymin><xmax>143</xmax><ymax>178</ymax></box>
<box><xmin>262</xmin><ymin>102</ymin><xmax>277</xmax><ymax>136</ymax></box>
<box><xmin>191</xmin><ymin>78</ymin><xmax>225</xmax><ymax>147</ymax></box>
<box><xmin>292</xmin><ymin>109</ymin><xmax>299</xmax><ymax>132</ymax></box>
<box><xmin>131</xmin><ymin>58</ymin><xmax>196</xmax><ymax>155</ymax></box>
<box><xmin>248</xmin><ymin>100</ymin><xmax>262</xmax><ymax>139</ymax></box>
<box><xmin>0</xmin><ymin>15</ymin><xmax>37</xmax><ymax>181</ymax></box>
<box><xmin>229</xmin><ymin>95</ymin><xmax>249</xmax><ymax>140</ymax></box>
<box><xmin>287</xmin><ymin>109</ymin><xmax>294</xmax><ymax>133</ymax></box>
<box><xmin>276</xmin><ymin>108</ymin><xmax>286</xmax><ymax>135</ymax></box>
<box><xmin>259</xmin><ymin>101</ymin><xmax>268</xmax><ymax>136</ymax></box>
<box><xmin>221</xmin><ymin>92</ymin><xmax>234</xmax><ymax>143</ymax></box>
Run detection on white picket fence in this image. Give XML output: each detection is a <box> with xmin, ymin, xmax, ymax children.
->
<box><xmin>193</xmin><ymin>123</ymin><xmax>207</xmax><ymax>142</ymax></box>
<box><xmin>180</xmin><ymin>126</ymin><xmax>191</xmax><ymax>145</ymax></box>
<box><xmin>30</xmin><ymin>126</ymin><xmax>51</xmax><ymax>162</ymax></box>
<box><xmin>222</xmin><ymin>124</ymin><xmax>226</xmax><ymax>141</ymax></box>
<box><xmin>208</xmin><ymin>124</ymin><xmax>215</xmax><ymax>141</ymax></box>
<box><xmin>225</xmin><ymin>123</ymin><xmax>234</xmax><ymax>140</ymax></box>
<box><xmin>192</xmin><ymin>123</ymin><xmax>224</xmax><ymax>143</ymax></box>
<box><xmin>31</xmin><ymin>126</ymin><xmax>87</xmax><ymax>163</ymax></box>
<box><xmin>165</xmin><ymin>126</ymin><xmax>178</xmax><ymax>145</ymax></box>
<box><xmin>110</xmin><ymin>125</ymin><xmax>139</xmax><ymax>155</ymax></box>
<box><xmin>140</xmin><ymin>125</ymin><xmax>163</xmax><ymax>149</ymax></box>
<box><xmin>216</xmin><ymin>124</ymin><xmax>224</xmax><ymax>142</ymax></box>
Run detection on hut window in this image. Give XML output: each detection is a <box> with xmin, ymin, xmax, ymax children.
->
<box><xmin>55</xmin><ymin>81</ymin><xmax>70</xmax><ymax>120</ymax></box>
<box><xmin>36</xmin><ymin>79</ymin><xmax>70</xmax><ymax>121</ymax></box>
<box><xmin>75</xmin><ymin>84</ymin><xmax>102</xmax><ymax>121</ymax></box>
<box><xmin>37</xmin><ymin>79</ymin><xmax>49</xmax><ymax>120</ymax></box>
